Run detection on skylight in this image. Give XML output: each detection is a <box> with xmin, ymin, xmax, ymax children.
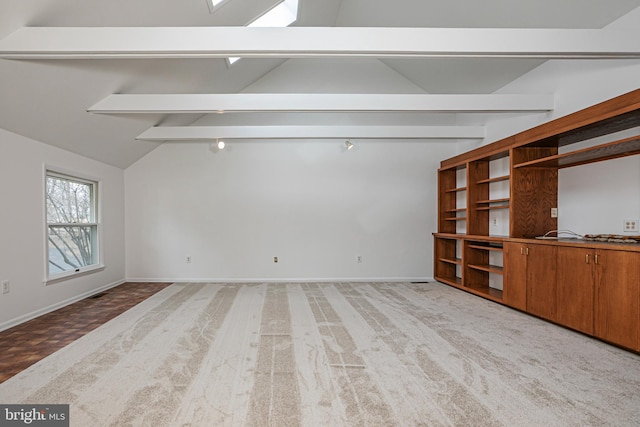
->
<box><xmin>206</xmin><ymin>0</ymin><xmax>228</xmax><ymax>13</ymax></box>
<box><xmin>228</xmin><ymin>0</ymin><xmax>298</xmax><ymax>65</ymax></box>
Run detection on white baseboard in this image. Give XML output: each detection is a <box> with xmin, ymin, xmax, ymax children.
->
<box><xmin>126</xmin><ymin>277</ymin><xmax>434</xmax><ymax>283</ymax></box>
<box><xmin>0</xmin><ymin>279</ymin><xmax>126</xmax><ymax>333</ymax></box>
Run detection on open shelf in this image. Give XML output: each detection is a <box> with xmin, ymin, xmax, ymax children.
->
<box><xmin>435</xmin><ymin>276</ymin><xmax>462</xmax><ymax>287</ymax></box>
<box><xmin>444</xmin><ymin>217</ymin><xmax>467</xmax><ymax>221</ymax></box>
<box><xmin>476</xmin><ymin>197</ymin><xmax>510</xmax><ymax>211</ymax></box>
<box><xmin>468</xmin><ymin>244</ymin><xmax>503</xmax><ymax>251</ymax></box>
<box><xmin>445</xmin><ymin>186</ymin><xmax>467</xmax><ymax>193</ymax></box>
<box><xmin>476</xmin><ymin>205</ymin><xmax>509</xmax><ymax>211</ymax></box>
<box><xmin>468</xmin><ymin>286</ymin><xmax>504</xmax><ymax>301</ymax></box>
<box><xmin>477</xmin><ymin>175</ymin><xmax>510</xmax><ymax>184</ymax></box>
<box><xmin>434</xmin><ymin>276</ymin><xmax>503</xmax><ymax>302</ymax></box>
<box><xmin>468</xmin><ymin>264</ymin><xmax>504</xmax><ymax>274</ymax></box>
<box><xmin>476</xmin><ymin>198</ymin><xmax>510</xmax><ymax>204</ymax></box>
<box><xmin>439</xmin><ymin>257</ymin><xmax>462</xmax><ymax>265</ymax></box>
<box><xmin>513</xmin><ymin>135</ymin><xmax>640</xmax><ymax>169</ymax></box>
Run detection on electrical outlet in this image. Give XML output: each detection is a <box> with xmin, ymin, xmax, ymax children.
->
<box><xmin>551</xmin><ymin>208</ymin><xmax>558</xmax><ymax>218</ymax></box>
<box><xmin>491</xmin><ymin>218</ymin><xmax>498</xmax><ymax>226</ymax></box>
<box><xmin>1</xmin><ymin>280</ymin><xmax>9</xmax><ymax>294</ymax></box>
<box><xmin>356</xmin><ymin>255</ymin><xmax>362</xmax><ymax>263</ymax></box>
<box><xmin>186</xmin><ymin>256</ymin><xmax>192</xmax><ymax>264</ymax></box>
<box><xmin>623</xmin><ymin>219</ymin><xmax>639</xmax><ymax>233</ymax></box>
<box><xmin>274</xmin><ymin>256</ymin><xmax>278</xmax><ymax>263</ymax></box>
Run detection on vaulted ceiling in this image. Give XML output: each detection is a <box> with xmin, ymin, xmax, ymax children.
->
<box><xmin>1</xmin><ymin>0</ymin><xmax>639</xmax><ymax>168</ymax></box>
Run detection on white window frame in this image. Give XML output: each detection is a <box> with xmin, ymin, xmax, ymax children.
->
<box><xmin>44</xmin><ymin>168</ymin><xmax>104</xmax><ymax>284</ymax></box>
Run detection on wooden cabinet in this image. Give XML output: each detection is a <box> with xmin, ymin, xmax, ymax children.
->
<box><xmin>504</xmin><ymin>242</ymin><xmax>557</xmax><ymax>319</ymax></box>
<box><xmin>556</xmin><ymin>247</ymin><xmax>594</xmax><ymax>335</ymax></box>
<box><xmin>556</xmin><ymin>247</ymin><xmax>639</xmax><ymax>349</ymax></box>
<box><xmin>594</xmin><ymin>250</ymin><xmax>640</xmax><ymax>351</ymax></box>
<box><xmin>433</xmin><ymin>89</ymin><xmax>640</xmax><ymax>352</ymax></box>
<box><xmin>503</xmin><ymin>242</ymin><xmax>527</xmax><ymax>310</ymax></box>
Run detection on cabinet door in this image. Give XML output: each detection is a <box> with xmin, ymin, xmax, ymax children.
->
<box><xmin>526</xmin><ymin>244</ymin><xmax>557</xmax><ymax>321</ymax></box>
<box><xmin>503</xmin><ymin>242</ymin><xmax>527</xmax><ymax>310</ymax></box>
<box><xmin>556</xmin><ymin>247</ymin><xmax>594</xmax><ymax>334</ymax></box>
<box><xmin>595</xmin><ymin>250</ymin><xmax>640</xmax><ymax>350</ymax></box>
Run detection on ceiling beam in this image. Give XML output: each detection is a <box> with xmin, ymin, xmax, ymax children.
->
<box><xmin>136</xmin><ymin>125</ymin><xmax>485</xmax><ymax>141</ymax></box>
<box><xmin>89</xmin><ymin>93</ymin><xmax>554</xmax><ymax>114</ymax></box>
<box><xmin>1</xmin><ymin>27</ymin><xmax>639</xmax><ymax>59</ymax></box>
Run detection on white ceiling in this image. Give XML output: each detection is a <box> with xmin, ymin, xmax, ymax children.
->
<box><xmin>1</xmin><ymin>0</ymin><xmax>639</xmax><ymax>168</ymax></box>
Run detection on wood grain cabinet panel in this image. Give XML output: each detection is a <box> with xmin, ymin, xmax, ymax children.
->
<box><xmin>503</xmin><ymin>242</ymin><xmax>527</xmax><ymax>310</ymax></box>
<box><xmin>504</xmin><ymin>242</ymin><xmax>557</xmax><ymax>319</ymax></box>
<box><xmin>594</xmin><ymin>250</ymin><xmax>640</xmax><ymax>351</ymax></box>
<box><xmin>525</xmin><ymin>244</ymin><xmax>557</xmax><ymax>321</ymax></box>
<box><xmin>556</xmin><ymin>247</ymin><xmax>594</xmax><ymax>335</ymax></box>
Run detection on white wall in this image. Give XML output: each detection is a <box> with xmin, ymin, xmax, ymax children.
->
<box><xmin>125</xmin><ymin>57</ymin><xmax>461</xmax><ymax>282</ymax></box>
<box><xmin>476</xmin><ymin>9</ymin><xmax>640</xmax><ymax>237</ymax></box>
<box><xmin>125</xmin><ymin>139</ymin><xmax>458</xmax><ymax>282</ymax></box>
<box><xmin>0</xmin><ymin>128</ymin><xmax>125</xmax><ymax>330</ymax></box>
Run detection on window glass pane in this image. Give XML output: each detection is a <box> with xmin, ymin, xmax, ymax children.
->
<box><xmin>46</xmin><ymin>175</ymin><xmax>93</xmax><ymax>224</ymax></box>
<box><xmin>46</xmin><ymin>171</ymin><xmax>99</xmax><ymax>278</ymax></box>
<box><xmin>48</xmin><ymin>225</ymin><xmax>96</xmax><ymax>274</ymax></box>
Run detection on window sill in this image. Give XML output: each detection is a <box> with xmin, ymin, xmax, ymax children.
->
<box><xmin>45</xmin><ymin>264</ymin><xmax>105</xmax><ymax>285</ymax></box>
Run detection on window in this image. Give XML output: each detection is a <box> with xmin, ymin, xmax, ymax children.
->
<box><xmin>45</xmin><ymin>171</ymin><xmax>100</xmax><ymax>280</ymax></box>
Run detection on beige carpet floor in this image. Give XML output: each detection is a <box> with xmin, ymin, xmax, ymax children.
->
<box><xmin>1</xmin><ymin>282</ymin><xmax>639</xmax><ymax>426</ymax></box>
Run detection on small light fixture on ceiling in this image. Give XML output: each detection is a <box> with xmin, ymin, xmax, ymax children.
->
<box><xmin>217</xmin><ymin>139</ymin><xmax>226</xmax><ymax>150</ymax></box>
<box><xmin>345</xmin><ymin>139</ymin><xmax>354</xmax><ymax>150</ymax></box>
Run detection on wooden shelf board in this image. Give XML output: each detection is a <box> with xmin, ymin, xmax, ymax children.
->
<box><xmin>476</xmin><ymin>205</ymin><xmax>510</xmax><ymax>211</ymax></box>
<box><xmin>433</xmin><ymin>233</ymin><xmax>508</xmax><ymax>243</ymax></box>
<box><xmin>440</xmin><ymin>90</ymin><xmax>640</xmax><ymax>170</ymax></box>
<box><xmin>435</xmin><ymin>276</ymin><xmax>462</xmax><ymax>287</ymax></box>
<box><xmin>468</xmin><ymin>264</ymin><xmax>504</xmax><ymax>274</ymax></box>
<box><xmin>468</xmin><ymin>244</ymin><xmax>503</xmax><ymax>251</ymax></box>
<box><xmin>445</xmin><ymin>186</ymin><xmax>467</xmax><ymax>193</ymax></box>
<box><xmin>477</xmin><ymin>175</ymin><xmax>510</xmax><ymax>184</ymax></box>
<box><xmin>513</xmin><ymin>135</ymin><xmax>640</xmax><ymax>169</ymax></box>
<box><xmin>445</xmin><ymin>208</ymin><xmax>467</xmax><ymax>213</ymax></box>
<box><xmin>465</xmin><ymin>284</ymin><xmax>504</xmax><ymax>302</ymax></box>
<box><xmin>433</xmin><ymin>233</ymin><xmax>465</xmax><ymax>240</ymax></box>
<box><xmin>444</xmin><ymin>217</ymin><xmax>467</xmax><ymax>221</ymax></box>
<box><xmin>482</xmin><ymin>287</ymin><xmax>504</xmax><ymax>300</ymax></box>
<box><xmin>476</xmin><ymin>198</ymin><xmax>510</xmax><ymax>204</ymax></box>
<box><xmin>439</xmin><ymin>257</ymin><xmax>462</xmax><ymax>265</ymax></box>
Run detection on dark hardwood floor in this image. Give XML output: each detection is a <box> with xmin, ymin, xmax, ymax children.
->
<box><xmin>0</xmin><ymin>282</ymin><xmax>172</xmax><ymax>384</ymax></box>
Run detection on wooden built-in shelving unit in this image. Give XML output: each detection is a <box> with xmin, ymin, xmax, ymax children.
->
<box><xmin>433</xmin><ymin>88</ymin><xmax>640</xmax><ymax>352</ymax></box>
<box><xmin>513</xmin><ymin>135</ymin><xmax>640</xmax><ymax>169</ymax></box>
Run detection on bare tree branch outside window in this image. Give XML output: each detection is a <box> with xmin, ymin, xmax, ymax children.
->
<box><xmin>46</xmin><ymin>173</ymin><xmax>98</xmax><ymax>275</ymax></box>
